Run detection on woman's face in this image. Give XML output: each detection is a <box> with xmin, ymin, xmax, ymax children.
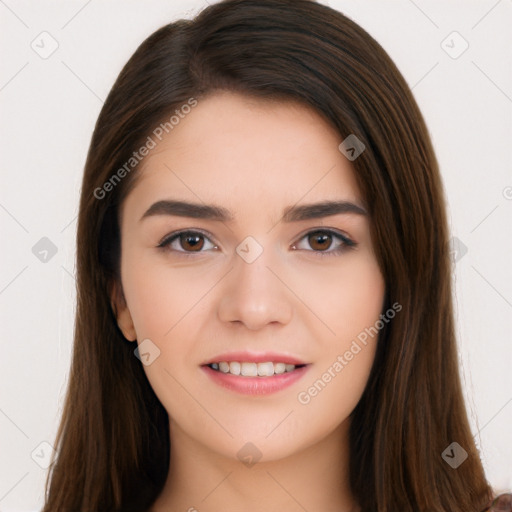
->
<box><xmin>113</xmin><ymin>91</ymin><xmax>385</xmax><ymax>462</ymax></box>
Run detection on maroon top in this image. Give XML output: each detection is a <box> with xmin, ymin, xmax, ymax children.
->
<box><xmin>481</xmin><ymin>493</ymin><xmax>512</xmax><ymax>512</ymax></box>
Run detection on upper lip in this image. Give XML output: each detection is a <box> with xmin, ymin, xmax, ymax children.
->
<box><xmin>201</xmin><ymin>351</ymin><xmax>308</xmax><ymax>366</ymax></box>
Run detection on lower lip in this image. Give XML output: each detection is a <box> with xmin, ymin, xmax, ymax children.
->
<box><xmin>201</xmin><ymin>365</ymin><xmax>310</xmax><ymax>395</ymax></box>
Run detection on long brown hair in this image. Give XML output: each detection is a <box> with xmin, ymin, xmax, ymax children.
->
<box><xmin>43</xmin><ymin>0</ymin><xmax>497</xmax><ymax>510</ymax></box>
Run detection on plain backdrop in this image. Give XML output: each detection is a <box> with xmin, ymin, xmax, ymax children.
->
<box><xmin>0</xmin><ymin>0</ymin><xmax>511</xmax><ymax>510</ymax></box>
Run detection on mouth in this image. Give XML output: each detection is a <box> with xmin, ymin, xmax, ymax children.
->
<box><xmin>200</xmin><ymin>352</ymin><xmax>311</xmax><ymax>395</ymax></box>
<box><xmin>206</xmin><ymin>361</ymin><xmax>307</xmax><ymax>377</ymax></box>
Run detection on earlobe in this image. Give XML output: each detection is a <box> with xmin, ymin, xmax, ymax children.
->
<box><xmin>109</xmin><ymin>279</ymin><xmax>137</xmax><ymax>342</ymax></box>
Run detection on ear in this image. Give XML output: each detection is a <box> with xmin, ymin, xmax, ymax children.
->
<box><xmin>109</xmin><ymin>279</ymin><xmax>137</xmax><ymax>342</ymax></box>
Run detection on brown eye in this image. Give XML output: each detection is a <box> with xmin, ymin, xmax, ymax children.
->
<box><xmin>308</xmin><ymin>231</ymin><xmax>333</xmax><ymax>251</ymax></box>
<box><xmin>179</xmin><ymin>233</ymin><xmax>205</xmax><ymax>252</ymax></box>
<box><xmin>292</xmin><ymin>229</ymin><xmax>355</xmax><ymax>257</ymax></box>
<box><xmin>158</xmin><ymin>230</ymin><xmax>217</xmax><ymax>254</ymax></box>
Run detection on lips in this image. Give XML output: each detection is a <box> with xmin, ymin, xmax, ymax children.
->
<box><xmin>200</xmin><ymin>351</ymin><xmax>310</xmax><ymax>395</ymax></box>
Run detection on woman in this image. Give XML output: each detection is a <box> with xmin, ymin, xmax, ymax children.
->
<box><xmin>42</xmin><ymin>0</ymin><xmax>509</xmax><ymax>510</ymax></box>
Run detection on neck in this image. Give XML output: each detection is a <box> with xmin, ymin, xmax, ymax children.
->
<box><xmin>150</xmin><ymin>417</ymin><xmax>359</xmax><ymax>512</ymax></box>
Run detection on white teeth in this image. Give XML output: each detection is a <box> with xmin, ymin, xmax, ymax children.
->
<box><xmin>257</xmin><ymin>362</ymin><xmax>274</xmax><ymax>376</ymax></box>
<box><xmin>229</xmin><ymin>361</ymin><xmax>241</xmax><ymax>375</ymax></box>
<box><xmin>241</xmin><ymin>362</ymin><xmax>258</xmax><ymax>376</ymax></box>
<box><xmin>274</xmin><ymin>362</ymin><xmax>286</xmax><ymax>374</ymax></box>
<box><xmin>210</xmin><ymin>361</ymin><xmax>300</xmax><ymax>377</ymax></box>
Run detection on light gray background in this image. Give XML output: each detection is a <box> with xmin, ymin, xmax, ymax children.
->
<box><xmin>1</xmin><ymin>0</ymin><xmax>511</xmax><ymax>510</ymax></box>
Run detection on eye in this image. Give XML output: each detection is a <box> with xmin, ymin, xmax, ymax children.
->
<box><xmin>157</xmin><ymin>228</ymin><xmax>356</xmax><ymax>257</ymax></box>
<box><xmin>157</xmin><ymin>230</ymin><xmax>218</xmax><ymax>255</ymax></box>
<box><xmin>291</xmin><ymin>229</ymin><xmax>356</xmax><ymax>256</ymax></box>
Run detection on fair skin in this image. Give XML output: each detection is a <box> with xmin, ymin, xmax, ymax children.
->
<box><xmin>112</xmin><ymin>91</ymin><xmax>385</xmax><ymax>512</ymax></box>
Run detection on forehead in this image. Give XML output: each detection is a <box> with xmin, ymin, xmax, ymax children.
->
<box><xmin>122</xmin><ymin>92</ymin><xmax>363</xmax><ymax>222</ymax></box>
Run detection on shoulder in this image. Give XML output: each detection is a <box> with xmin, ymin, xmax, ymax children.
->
<box><xmin>480</xmin><ymin>492</ymin><xmax>512</xmax><ymax>512</ymax></box>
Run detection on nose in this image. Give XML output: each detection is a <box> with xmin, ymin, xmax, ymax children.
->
<box><xmin>217</xmin><ymin>241</ymin><xmax>294</xmax><ymax>330</ymax></box>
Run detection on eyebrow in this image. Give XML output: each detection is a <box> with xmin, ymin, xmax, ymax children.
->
<box><xmin>139</xmin><ymin>199</ymin><xmax>367</xmax><ymax>223</ymax></box>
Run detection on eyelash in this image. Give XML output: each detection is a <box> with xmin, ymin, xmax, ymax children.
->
<box><xmin>157</xmin><ymin>228</ymin><xmax>356</xmax><ymax>258</ymax></box>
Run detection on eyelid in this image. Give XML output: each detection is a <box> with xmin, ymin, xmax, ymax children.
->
<box><xmin>294</xmin><ymin>226</ymin><xmax>355</xmax><ymax>245</ymax></box>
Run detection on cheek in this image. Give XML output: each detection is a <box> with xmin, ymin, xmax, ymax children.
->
<box><xmin>293</xmin><ymin>343</ymin><xmax>376</xmax><ymax>445</ymax></box>
<box><xmin>338</xmin><ymin>258</ymin><xmax>385</xmax><ymax>340</ymax></box>
<box><xmin>292</xmin><ymin>261</ymin><xmax>384</xmax><ymax>439</ymax></box>
<box><xmin>291</xmin><ymin>252</ymin><xmax>384</xmax><ymax>412</ymax></box>
<box><xmin>121</xmin><ymin>252</ymin><xmax>214</xmax><ymax>338</ymax></box>
<box><xmin>294</xmin><ymin>251</ymin><xmax>385</xmax><ymax>345</ymax></box>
